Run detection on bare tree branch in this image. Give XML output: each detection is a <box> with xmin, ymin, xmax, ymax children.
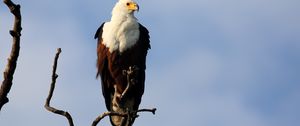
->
<box><xmin>136</xmin><ymin>108</ymin><xmax>157</xmax><ymax>114</ymax></box>
<box><xmin>44</xmin><ymin>48</ymin><xmax>74</xmax><ymax>126</ymax></box>
<box><xmin>120</xmin><ymin>66</ymin><xmax>139</xmax><ymax>102</ymax></box>
<box><xmin>92</xmin><ymin>111</ymin><xmax>127</xmax><ymax>126</ymax></box>
<box><xmin>92</xmin><ymin>108</ymin><xmax>156</xmax><ymax>126</ymax></box>
<box><xmin>92</xmin><ymin>66</ymin><xmax>156</xmax><ymax>126</ymax></box>
<box><xmin>0</xmin><ymin>0</ymin><xmax>22</xmax><ymax>111</ymax></box>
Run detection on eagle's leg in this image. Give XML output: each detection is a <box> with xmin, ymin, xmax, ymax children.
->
<box><xmin>120</xmin><ymin>66</ymin><xmax>139</xmax><ymax>105</ymax></box>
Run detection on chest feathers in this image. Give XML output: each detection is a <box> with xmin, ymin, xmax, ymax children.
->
<box><xmin>102</xmin><ymin>17</ymin><xmax>140</xmax><ymax>53</ymax></box>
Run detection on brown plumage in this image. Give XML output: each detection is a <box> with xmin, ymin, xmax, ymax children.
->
<box><xmin>94</xmin><ymin>23</ymin><xmax>150</xmax><ymax>126</ymax></box>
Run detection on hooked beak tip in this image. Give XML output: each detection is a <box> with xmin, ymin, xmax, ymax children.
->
<box><xmin>136</xmin><ymin>5</ymin><xmax>139</xmax><ymax>12</ymax></box>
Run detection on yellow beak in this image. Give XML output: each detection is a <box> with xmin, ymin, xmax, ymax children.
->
<box><xmin>127</xmin><ymin>2</ymin><xmax>139</xmax><ymax>11</ymax></box>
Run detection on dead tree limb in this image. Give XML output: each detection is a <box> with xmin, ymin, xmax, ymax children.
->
<box><xmin>93</xmin><ymin>65</ymin><xmax>157</xmax><ymax>126</ymax></box>
<box><xmin>120</xmin><ymin>66</ymin><xmax>139</xmax><ymax>102</ymax></box>
<box><xmin>92</xmin><ymin>108</ymin><xmax>156</xmax><ymax>126</ymax></box>
<box><xmin>0</xmin><ymin>0</ymin><xmax>22</xmax><ymax>111</ymax></box>
<box><xmin>44</xmin><ymin>48</ymin><xmax>74</xmax><ymax>126</ymax></box>
<box><xmin>92</xmin><ymin>111</ymin><xmax>127</xmax><ymax>126</ymax></box>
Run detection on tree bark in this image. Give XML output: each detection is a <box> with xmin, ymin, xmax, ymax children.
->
<box><xmin>0</xmin><ymin>0</ymin><xmax>22</xmax><ymax>111</ymax></box>
<box><xmin>44</xmin><ymin>48</ymin><xmax>74</xmax><ymax>126</ymax></box>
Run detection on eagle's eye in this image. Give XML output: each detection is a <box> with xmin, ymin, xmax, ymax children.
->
<box><xmin>126</xmin><ymin>3</ymin><xmax>130</xmax><ymax>6</ymax></box>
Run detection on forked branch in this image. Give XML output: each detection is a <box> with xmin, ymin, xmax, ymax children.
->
<box><xmin>120</xmin><ymin>66</ymin><xmax>139</xmax><ymax>102</ymax></box>
<box><xmin>92</xmin><ymin>108</ymin><xmax>156</xmax><ymax>126</ymax></box>
<box><xmin>0</xmin><ymin>0</ymin><xmax>22</xmax><ymax>111</ymax></box>
<box><xmin>92</xmin><ymin>66</ymin><xmax>156</xmax><ymax>126</ymax></box>
<box><xmin>44</xmin><ymin>48</ymin><xmax>74</xmax><ymax>126</ymax></box>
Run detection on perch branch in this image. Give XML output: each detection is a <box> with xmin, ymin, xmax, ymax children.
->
<box><xmin>92</xmin><ymin>108</ymin><xmax>156</xmax><ymax>126</ymax></box>
<box><xmin>136</xmin><ymin>108</ymin><xmax>157</xmax><ymax>115</ymax></box>
<box><xmin>92</xmin><ymin>111</ymin><xmax>127</xmax><ymax>126</ymax></box>
<box><xmin>0</xmin><ymin>0</ymin><xmax>22</xmax><ymax>111</ymax></box>
<box><xmin>93</xmin><ymin>66</ymin><xmax>155</xmax><ymax>126</ymax></box>
<box><xmin>120</xmin><ymin>66</ymin><xmax>139</xmax><ymax>103</ymax></box>
<box><xmin>44</xmin><ymin>48</ymin><xmax>74</xmax><ymax>126</ymax></box>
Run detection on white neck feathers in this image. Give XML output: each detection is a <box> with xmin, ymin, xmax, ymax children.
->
<box><xmin>102</xmin><ymin>2</ymin><xmax>140</xmax><ymax>53</ymax></box>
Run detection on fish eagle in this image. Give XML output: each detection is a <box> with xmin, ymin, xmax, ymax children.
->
<box><xmin>94</xmin><ymin>0</ymin><xmax>150</xmax><ymax>125</ymax></box>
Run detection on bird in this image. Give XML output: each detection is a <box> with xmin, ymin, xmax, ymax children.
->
<box><xmin>94</xmin><ymin>0</ymin><xmax>150</xmax><ymax>125</ymax></box>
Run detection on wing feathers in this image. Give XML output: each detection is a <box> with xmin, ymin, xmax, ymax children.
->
<box><xmin>95</xmin><ymin>22</ymin><xmax>150</xmax><ymax>111</ymax></box>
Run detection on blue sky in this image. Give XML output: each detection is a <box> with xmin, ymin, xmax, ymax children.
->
<box><xmin>1</xmin><ymin>0</ymin><xmax>300</xmax><ymax>125</ymax></box>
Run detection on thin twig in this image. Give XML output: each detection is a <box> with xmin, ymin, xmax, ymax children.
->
<box><xmin>0</xmin><ymin>0</ymin><xmax>22</xmax><ymax>111</ymax></box>
<box><xmin>92</xmin><ymin>108</ymin><xmax>156</xmax><ymax>126</ymax></box>
<box><xmin>44</xmin><ymin>48</ymin><xmax>74</xmax><ymax>126</ymax></box>
<box><xmin>136</xmin><ymin>108</ymin><xmax>157</xmax><ymax>115</ymax></box>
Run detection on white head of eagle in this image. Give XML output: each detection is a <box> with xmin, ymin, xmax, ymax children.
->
<box><xmin>94</xmin><ymin>0</ymin><xmax>150</xmax><ymax>126</ymax></box>
<box><xmin>102</xmin><ymin>0</ymin><xmax>140</xmax><ymax>53</ymax></box>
